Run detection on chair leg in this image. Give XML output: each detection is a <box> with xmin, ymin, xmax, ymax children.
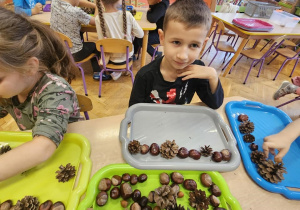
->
<box><xmin>86</xmin><ymin>32</ymin><xmax>89</xmax><ymax>41</ymax></box>
<box><xmin>223</xmin><ymin>52</ymin><xmax>228</xmax><ymax>63</ymax></box>
<box><xmin>136</xmin><ymin>47</ymin><xmax>141</xmax><ymax>60</ymax></box>
<box><xmin>200</xmin><ymin>43</ymin><xmax>213</xmax><ymax>59</ymax></box>
<box><xmin>289</xmin><ymin>59</ymin><xmax>299</xmax><ymax>77</ymax></box>
<box><xmin>260</xmin><ymin>39</ymin><xmax>271</xmax><ymax>51</ymax></box>
<box><xmin>243</xmin><ymin>60</ymin><xmax>256</xmax><ymax>84</ymax></box>
<box><xmin>273</xmin><ymin>59</ymin><xmax>289</xmax><ymax>81</ymax></box>
<box><xmin>267</xmin><ymin>54</ymin><xmax>279</xmax><ymax>65</ymax></box>
<box><xmin>208</xmin><ymin>50</ymin><xmax>218</xmax><ymax>66</ymax></box>
<box><xmin>276</xmin><ymin>96</ymin><xmax>300</xmax><ymax>108</ymax></box>
<box><xmin>130</xmin><ymin>66</ymin><xmax>134</xmax><ymax>84</ymax></box>
<box><xmin>84</xmin><ymin>111</ymin><xmax>90</xmax><ymax>120</ymax></box>
<box><xmin>234</xmin><ymin>55</ymin><xmax>243</xmax><ymax>66</ymax></box>
<box><xmin>98</xmin><ymin>69</ymin><xmax>105</xmax><ymax>98</ymax></box>
<box><xmin>78</xmin><ymin>66</ymin><xmax>88</xmax><ymax>96</ymax></box>
<box><xmin>257</xmin><ymin>59</ymin><xmax>265</xmax><ymax>77</ymax></box>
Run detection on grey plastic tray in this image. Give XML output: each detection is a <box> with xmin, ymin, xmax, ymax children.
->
<box><xmin>119</xmin><ymin>103</ymin><xmax>241</xmax><ymax>171</ymax></box>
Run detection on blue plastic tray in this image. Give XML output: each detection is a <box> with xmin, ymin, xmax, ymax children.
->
<box><xmin>225</xmin><ymin>100</ymin><xmax>300</xmax><ymax>200</ymax></box>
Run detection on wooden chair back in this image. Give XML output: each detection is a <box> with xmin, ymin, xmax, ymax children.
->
<box><xmin>216</xmin><ymin>21</ymin><xmax>226</xmax><ymax>36</ymax></box>
<box><xmin>96</xmin><ymin>38</ymin><xmax>133</xmax><ymax>53</ymax></box>
<box><xmin>77</xmin><ymin>94</ymin><xmax>93</xmax><ymax>120</ymax></box>
<box><xmin>55</xmin><ymin>31</ymin><xmax>73</xmax><ymax>48</ymax></box>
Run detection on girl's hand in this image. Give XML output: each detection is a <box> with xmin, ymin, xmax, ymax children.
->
<box><xmin>263</xmin><ymin>133</ymin><xmax>291</xmax><ymax>163</ymax></box>
<box><xmin>177</xmin><ymin>65</ymin><xmax>217</xmax><ymax>81</ymax></box>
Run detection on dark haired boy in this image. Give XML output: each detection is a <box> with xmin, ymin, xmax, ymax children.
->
<box><xmin>129</xmin><ymin>0</ymin><xmax>223</xmax><ymax>108</ymax></box>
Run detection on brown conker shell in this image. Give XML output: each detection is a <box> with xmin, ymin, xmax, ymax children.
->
<box><xmin>138</xmin><ymin>174</ymin><xmax>148</xmax><ymax>183</ymax></box>
<box><xmin>130</xmin><ymin>202</ymin><xmax>141</xmax><ymax>210</ymax></box>
<box><xmin>39</xmin><ymin>200</ymin><xmax>53</xmax><ymax>210</ymax></box>
<box><xmin>50</xmin><ymin>202</ymin><xmax>65</xmax><ymax>210</ymax></box>
<box><xmin>96</xmin><ymin>192</ymin><xmax>108</xmax><ymax>206</ymax></box>
<box><xmin>200</xmin><ymin>173</ymin><xmax>212</xmax><ymax>187</ymax></box>
<box><xmin>250</xmin><ymin>143</ymin><xmax>258</xmax><ymax>151</ymax></box>
<box><xmin>130</xmin><ymin>174</ymin><xmax>138</xmax><ymax>185</ymax></box>
<box><xmin>212</xmin><ymin>151</ymin><xmax>223</xmax><ymax>162</ymax></box>
<box><xmin>189</xmin><ymin>149</ymin><xmax>201</xmax><ymax>160</ymax></box>
<box><xmin>183</xmin><ymin>179</ymin><xmax>197</xmax><ymax>191</ymax></box>
<box><xmin>120</xmin><ymin>183</ymin><xmax>133</xmax><ymax>199</ymax></box>
<box><xmin>177</xmin><ymin>147</ymin><xmax>189</xmax><ymax>158</ymax></box>
<box><xmin>1</xmin><ymin>200</ymin><xmax>13</xmax><ymax>210</ymax></box>
<box><xmin>220</xmin><ymin>149</ymin><xmax>231</xmax><ymax>161</ymax></box>
<box><xmin>140</xmin><ymin>144</ymin><xmax>150</xmax><ymax>154</ymax></box>
<box><xmin>110</xmin><ymin>187</ymin><xmax>121</xmax><ymax>199</ymax></box>
<box><xmin>209</xmin><ymin>195</ymin><xmax>220</xmax><ymax>207</ymax></box>
<box><xmin>150</xmin><ymin>143</ymin><xmax>160</xmax><ymax>156</ymax></box>
<box><xmin>132</xmin><ymin>189</ymin><xmax>142</xmax><ymax>202</ymax></box>
<box><xmin>111</xmin><ymin>175</ymin><xmax>122</xmax><ymax>186</ymax></box>
<box><xmin>98</xmin><ymin>178</ymin><xmax>112</xmax><ymax>191</ymax></box>
<box><xmin>238</xmin><ymin>114</ymin><xmax>248</xmax><ymax>122</ymax></box>
<box><xmin>210</xmin><ymin>184</ymin><xmax>221</xmax><ymax>197</ymax></box>
<box><xmin>171</xmin><ymin>172</ymin><xmax>184</xmax><ymax>184</ymax></box>
<box><xmin>122</xmin><ymin>173</ymin><xmax>131</xmax><ymax>182</ymax></box>
<box><xmin>160</xmin><ymin>172</ymin><xmax>170</xmax><ymax>185</ymax></box>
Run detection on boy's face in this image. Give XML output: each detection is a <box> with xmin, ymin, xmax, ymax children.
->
<box><xmin>159</xmin><ymin>21</ymin><xmax>209</xmax><ymax>70</ymax></box>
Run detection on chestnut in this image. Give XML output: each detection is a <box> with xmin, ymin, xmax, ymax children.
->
<box><xmin>177</xmin><ymin>191</ymin><xmax>184</xmax><ymax>198</ymax></box>
<box><xmin>50</xmin><ymin>202</ymin><xmax>65</xmax><ymax>210</ymax></box>
<box><xmin>214</xmin><ymin>207</ymin><xmax>227</xmax><ymax>210</ymax></box>
<box><xmin>121</xmin><ymin>200</ymin><xmax>128</xmax><ymax>208</ymax></box>
<box><xmin>1</xmin><ymin>200</ymin><xmax>12</xmax><ymax>210</ymax></box>
<box><xmin>210</xmin><ymin>184</ymin><xmax>221</xmax><ymax>197</ymax></box>
<box><xmin>212</xmin><ymin>151</ymin><xmax>223</xmax><ymax>162</ymax></box>
<box><xmin>142</xmin><ymin>206</ymin><xmax>152</xmax><ymax>210</ymax></box>
<box><xmin>160</xmin><ymin>172</ymin><xmax>170</xmax><ymax>185</ymax></box>
<box><xmin>111</xmin><ymin>175</ymin><xmax>122</xmax><ymax>186</ymax></box>
<box><xmin>96</xmin><ymin>192</ymin><xmax>108</xmax><ymax>206</ymax></box>
<box><xmin>141</xmin><ymin>144</ymin><xmax>150</xmax><ymax>154</ymax></box>
<box><xmin>250</xmin><ymin>143</ymin><xmax>258</xmax><ymax>151</ymax></box>
<box><xmin>189</xmin><ymin>149</ymin><xmax>201</xmax><ymax>160</ymax></box>
<box><xmin>98</xmin><ymin>178</ymin><xmax>112</xmax><ymax>191</ymax></box>
<box><xmin>138</xmin><ymin>196</ymin><xmax>148</xmax><ymax>207</ymax></box>
<box><xmin>238</xmin><ymin>114</ymin><xmax>248</xmax><ymax>122</ymax></box>
<box><xmin>120</xmin><ymin>183</ymin><xmax>133</xmax><ymax>199</ymax></box>
<box><xmin>130</xmin><ymin>174</ymin><xmax>138</xmax><ymax>185</ymax></box>
<box><xmin>130</xmin><ymin>202</ymin><xmax>141</xmax><ymax>210</ymax></box>
<box><xmin>138</xmin><ymin>174</ymin><xmax>148</xmax><ymax>183</ymax></box>
<box><xmin>148</xmin><ymin>191</ymin><xmax>155</xmax><ymax>203</ymax></box>
<box><xmin>177</xmin><ymin>147</ymin><xmax>189</xmax><ymax>158</ymax></box>
<box><xmin>39</xmin><ymin>200</ymin><xmax>53</xmax><ymax>210</ymax></box>
<box><xmin>153</xmin><ymin>207</ymin><xmax>161</xmax><ymax>210</ymax></box>
<box><xmin>132</xmin><ymin>189</ymin><xmax>142</xmax><ymax>202</ymax></box>
<box><xmin>183</xmin><ymin>179</ymin><xmax>197</xmax><ymax>191</ymax></box>
<box><xmin>150</xmin><ymin>143</ymin><xmax>160</xmax><ymax>156</ymax></box>
<box><xmin>220</xmin><ymin>149</ymin><xmax>231</xmax><ymax>161</ymax></box>
<box><xmin>209</xmin><ymin>195</ymin><xmax>220</xmax><ymax>207</ymax></box>
<box><xmin>122</xmin><ymin>173</ymin><xmax>131</xmax><ymax>182</ymax></box>
<box><xmin>171</xmin><ymin>172</ymin><xmax>184</xmax><ymax>184</ymax></box>
<box><xmin>110</xmin><ymin>187</ymin><xmax>121</xmax><ymax>199</ymax></box>
<box><xmin>200</xmin><ymin>173</ymin><xmax>212</xmax><ymax>187</ymax></box>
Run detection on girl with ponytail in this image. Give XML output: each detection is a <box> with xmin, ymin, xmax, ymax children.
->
<box><xmin>95</xmin><ymin>0</ymin><xmax>144</xmax><ymax>80</ymax></box>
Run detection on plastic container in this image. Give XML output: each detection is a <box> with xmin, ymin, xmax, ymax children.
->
<box><xmin>119</xmin><ymin>103</ymin><xmax>241</xmax><ymax>172</ymax></box>
<box><xmin>232</xmin><ymin>18</ymin><xmax>274</xmax><ymax>31</ymax></box>
<box><xmin>78</xmin><ymin>164</ymin><xmax>242</xmax><ymax>210</ymax></box>
<box><xmin>0</xmin><ymin>132</ymin><xmax>92</xmax><ymax>209</ymax></box>
<box><xmin>270</xmin><ymin>10</ymin><xmax>300</xmax><ymax>27</ymax></box>
<box><xmin>225</xmin><ymin>100</ymin><xmax>300</xmax><ymax>200</ymax></box>
<box><xmin>245</xmin><ymin>1</ymin><xmax>280</xmax><ymax>18</ymax></box>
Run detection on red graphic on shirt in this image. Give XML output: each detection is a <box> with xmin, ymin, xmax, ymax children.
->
<box><xmin>150</xmin><ymin>89</ymin><xmax>176</xmax><ymax>104</ymax></box>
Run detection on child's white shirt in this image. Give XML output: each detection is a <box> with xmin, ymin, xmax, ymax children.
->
<box><xmin>95</xmin><ymin>10</ymin><xmax>144</xmax><ymax>63</ymax></box>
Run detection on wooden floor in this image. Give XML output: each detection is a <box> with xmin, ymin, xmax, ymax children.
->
<box><xmin>1</xmin><ymin>33</ymin><xmax>299</xmax><ymax>131</ymax></box>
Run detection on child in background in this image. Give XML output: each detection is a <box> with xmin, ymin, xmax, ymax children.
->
<box><xmin>50</xmin><ymin>0</ymin><xmax>112</xmax><ymax>81</ymax></box>
<box><xmin>129</xmin><ymin>0</ymin><xmax>224</xmax><ymax>108</ymax></box>
<box><xmin>13</xmin><ymin>0</ymin><xmax>45</xmax><ymax>16</ymax></box>
<box><xmin>133</xmin><ymin>0</ymin><xmax>169</xmax><ymax>58</ymax></box>
<box><xmin>95</xmin><ymin>0</ymin><xmax>144</xmax><ymax>80</ymax></box>
<box><xmin>0</xmin><ymin>8</ymin><xmax>83</xmax><ymax>181</ymax></box>
<box><xmin>273</xmin><ymin>76</ymin><xmax>300</xmax><ymax>100</ymax></box>
<box><xmin>263</xmin><ymin>118</ymin><xmax>300</xmax><ymax>163</ymax></box>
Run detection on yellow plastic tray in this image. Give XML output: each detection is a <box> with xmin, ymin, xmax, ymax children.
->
<box><xmin>0</xmin><ymin>131</ymin><xmax>92</xmax><ymax>210</ymax></box>
<box><xmin>134</xmin><ymin>12</ymin><xmax>143</xmax><ymax>20</ymax></box>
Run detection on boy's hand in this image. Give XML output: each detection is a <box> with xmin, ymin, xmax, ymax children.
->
<box><xmin>263</xmin><ymin>133</ymin><xmax>291</xmax><ymax>163</ymax></box>
<box><xmin>177</xmin><ymin>65</ymin><xmax>217</xmax><ymax>81</ymax></box>
<box><xmin>31</xmin><ymin>3</ymin><xmax>43</xmax><ymax>15</ymax></box>
<box><xmin>147</xmin><ymin>0</ymin><xmax>162</xmax><ymax>5</ymax></box>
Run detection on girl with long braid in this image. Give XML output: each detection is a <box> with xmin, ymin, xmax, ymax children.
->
<box><xmin>95</xmin><ymin>0</ymin><xmax>144</xmax><ymax>80</ymax></box>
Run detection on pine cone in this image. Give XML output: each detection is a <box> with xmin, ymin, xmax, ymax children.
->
<box><xmin>166</xmin><ymin>203</ymin><xmax>190</xmax><ymax>210</ymax></box>
<box><xmin>243</xmin><ymin>134</ymin><xmax>255</xmax><ymax>143</ymax></box>
<box><xmin>154</xmin><ymin>185</ymin><xmax>179</xmax><ymax>209</ymax></box>
<box><xmin>250</xmin><ymin>151</ymin><xmax>265</xmax><ymax>164</ymax></box>
<box><xmin>128</xmin><ymin>140</ymin><xmax>141</xmax><ymax>154</ymax></box>
<box><xmin>239</xmin><ymin>121</ymin><xmax>255</xmax><ymax>134</ymax></box>
<box><xmin>160</xmin><ymin>140</ymin><xmax>179</xmax><ymax>159</ymax></box>
<box><xmin>189</xmin><ymin>189</ymin><xmax>209</xmax><ymax>210</ymax></box>
<box><xmin>200</xmin><ymin>145</ymin><xmax>213</xmax><ymax>157</ymax></box>
<box><xmin>0</xmin><ymin>145</ymin><xmax>11</xmax><ymax>155</ymax></box>
<box><xmin>56</xmin><ymin>163</ymin><xmax>76</xmax><ymax>182</ymax></box>
<box><xmin>15</xmin><ymin>196</ymin><xmax>39</xmax><ymax>210</ymax></box>
<box><xmin>257</xmin><ymin>160</ymin><xmax>287</xmax><ymax>183</ymax></box>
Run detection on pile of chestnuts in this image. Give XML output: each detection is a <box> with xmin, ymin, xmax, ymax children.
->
<box><xmin>0</xmin><ymin>199</ymin><xmax>65</xmax><ymax>210</ymax></box>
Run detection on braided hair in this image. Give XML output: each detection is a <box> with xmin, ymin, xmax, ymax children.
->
<box><xmin>96</xmin><ymin>0</ymin><xmax>128</xmax><ymax>40</ymax></box>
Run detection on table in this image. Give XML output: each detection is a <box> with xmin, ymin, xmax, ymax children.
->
<box><xmin>31</xmin><ymin>8</ymin><xmax>156</xmax><ymax>67</ymax></box>
<box><xmin>67</xmin><ymin>96</ymin><xmax>300</xmax><ymax>210</ymax></box>
<box><xmin>206</xmin><ymin>13</ymin><xmax>300</xmax><ymax>77</ymax></box>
